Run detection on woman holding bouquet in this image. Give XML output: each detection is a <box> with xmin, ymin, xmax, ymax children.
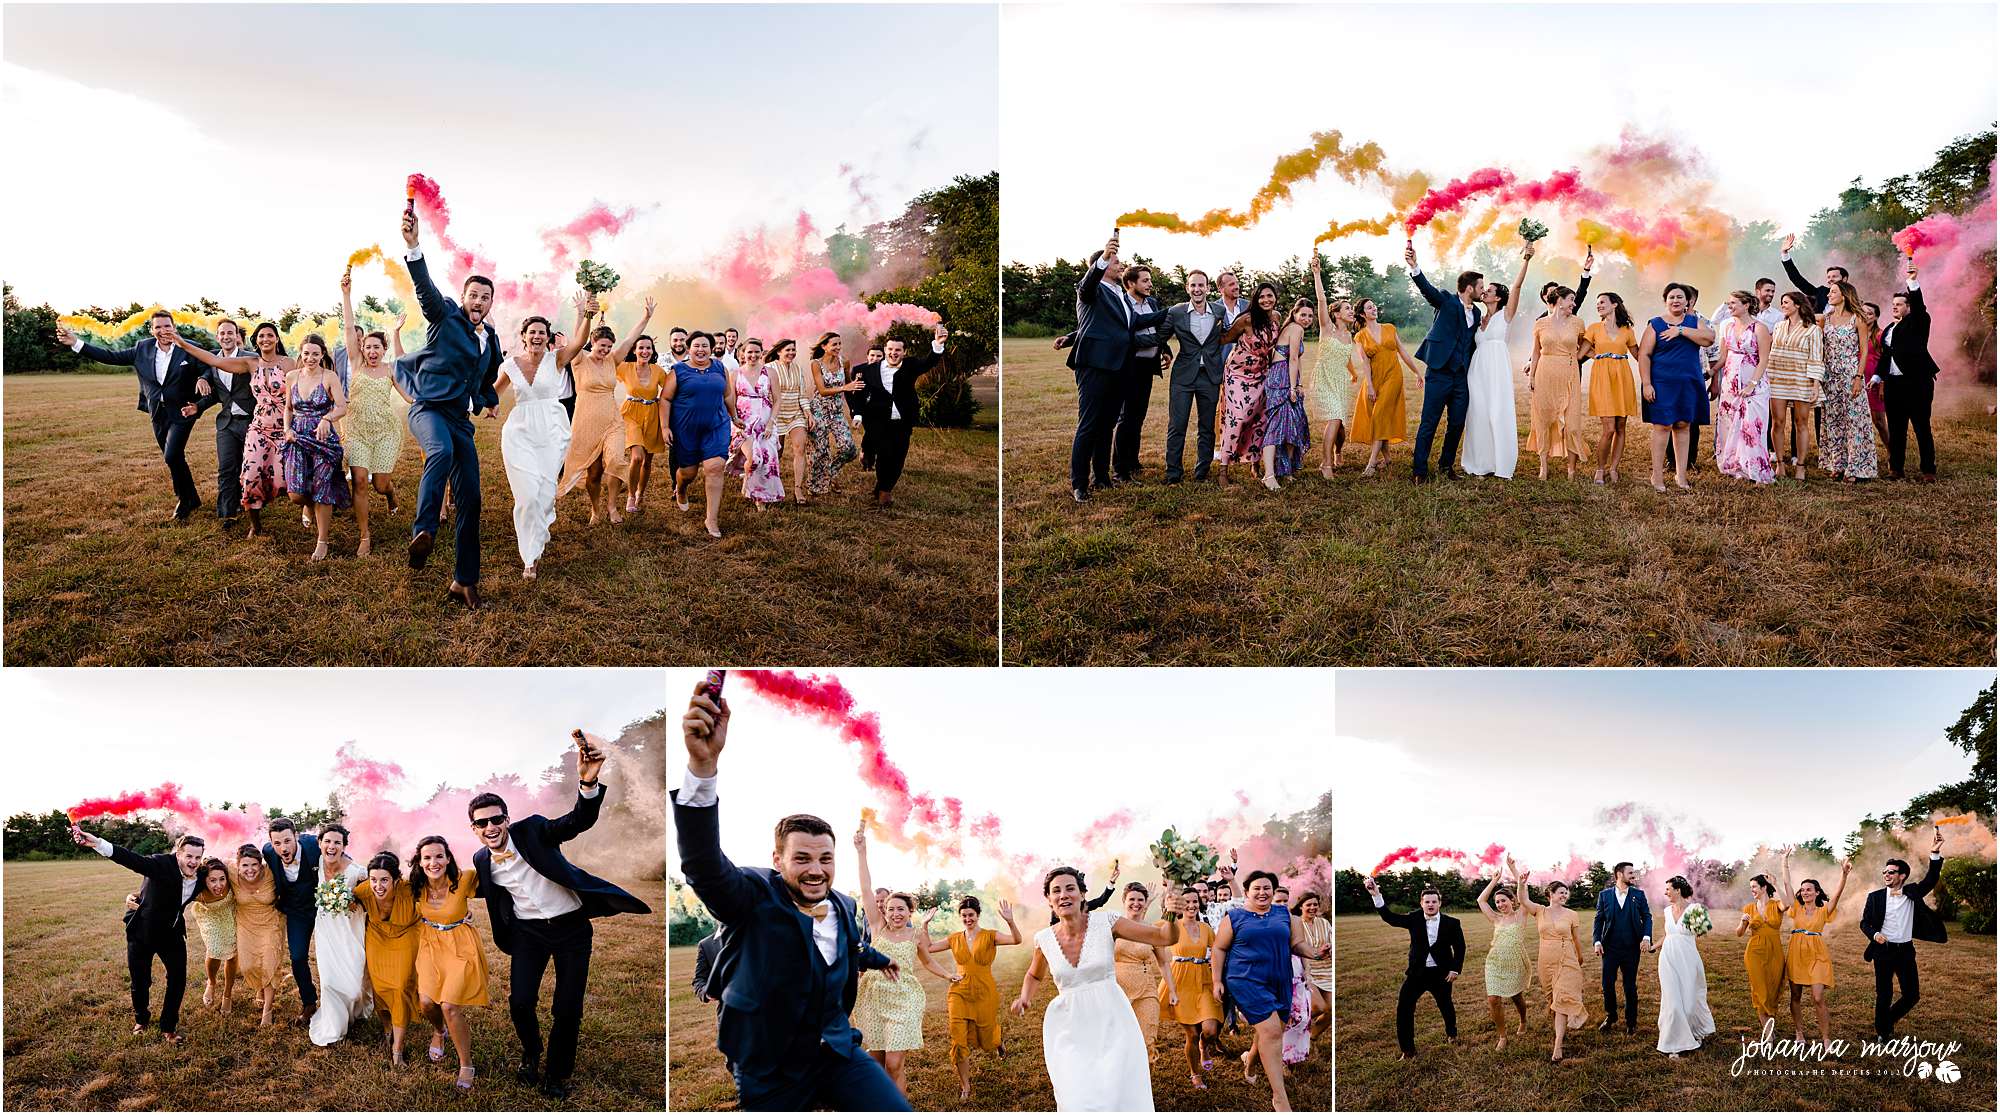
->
<box><xmin>1736</xmin><ymin>873</ymin><xmax>1788</xmax><ymax>1035</ymax></box>
<box><xmin>357</xmin><ymin>850</ymin><xmax>429</xmax><ymax>1066</ymax></box>
<box><xmin>309</xmin><ymin>824</ymin><xmax>371</xmax><ymax>1046</ymax></box>
<box><xmin>1781</xmin><ymin>848</ymin><xmax>1849</xmax><ymax>1048</ymax></box>
<box><xmin>558</xmin><ymin>296</ymin><xmax>654</xmax><ymax>525</ymax></box>
<box><xmin>1477</xmin><ymin>864</ymin><xmax>1532</xmax><ymax>1051</ymax></box>
<box><xmin>1161</xmin><ymin>887</ymin><xmax>1224</xmax><ymax>1089</ymax></box>
<box><xmin>412</xmin><ymin>835</ymin><xmax>488</xmax><ymax>1091</ymax></box>
<box><xmin>1517</xmin><ymin>868</ymin><xmax>1588</xmax><ymax>1062</ymax></box>
<box><xmin>1655</xmin><ymin>876</ymin><xmax>1715</xmax><ymax>1057</ymax></box>
<box><xmin>228</xmin><ymin>843</ymin><xmax>285</xmax><ymax>1027</ymax></box>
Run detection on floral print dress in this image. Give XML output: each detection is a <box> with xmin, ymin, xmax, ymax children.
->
<box><xmin>1714</xmin><ymin>319</ymin><xmax>1774</xmax><ymax>484</ymax></box>
<box><xmin>240</xmin><ymin>362</ymin><xmax>289</xmax><ymax>510</ymax></box>
<box><xmin>730</xmin><ymin>368</ymin><xmax>784</xmax><ymax>503</ymax></box>
<box><xmin>807</xmin><ymin>358</ymin><xmax>858</xmax><ymax>494</ymax></box>
<box><xmin>283</xmin><ymin>377</ymin><xmax>353</xmax><ymax>508</ymax></box>
<box><xmin>1818</xmin><ymin>320</ymin><xmax>1877</xmax><ymax>479</ymax></box>
<box><xmin>1220</xmin><ymin>320</ymin><xmax>1277</xmax><ymax>463</ymax></box>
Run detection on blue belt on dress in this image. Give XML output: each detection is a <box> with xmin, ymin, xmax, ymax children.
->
<box><xmin>421</xmin><ymin>912</ymin><xmax>475</xmax><ymax>931</ymax></box>
<box><xmin>1172</xmin><ymin>955</ymin><xmax>1211</xmax><ymax>965</ymax></box>
<box><xmin>1592</xmin><ymin>353</ymin><xmax>1629</xmax><ymax>361</ymax></box>
<box><xmin>1791</xmin><ymin>930</ymin><xmax>1820</xmax><ymax>937</ymax></box>
<box><xmin>627</xmin><ymin>397</ymin><xmax>659</xmax><ymax>405</ymax></box>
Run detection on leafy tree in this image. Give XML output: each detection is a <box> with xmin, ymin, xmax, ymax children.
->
<box><xmin>827</xmin><ymin>224</ymin><xmax>873</xmax><ymax>284</ymax></box>
<box><xmin>1905</xmin><ymin>683</ymin><xmax>1997</xmax><ymax>821</ymax></box>
<box><xmin>277</xmin><ymin>304</ymin><xmax>304</xmax><ymax>332</ymax></box>
<box><xmin>1944</xmin><ymin>859</ymin><xmax>1996</xmax><ymax>934</ymax></box>
<box><xmin>4</xmin><ymin>284</ymin><xmax>84</xmax><ymax>373</ymax></box>
<box><xmin>1795</xmin><ymin>837</ymin><xmax>1835</xmax><ymax>858</ymax></box>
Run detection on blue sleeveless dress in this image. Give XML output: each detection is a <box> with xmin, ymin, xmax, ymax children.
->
<box><xmin>668</xmin><ymin>361</ymin><xmax>732</xmax><ymax>468</ymax></box>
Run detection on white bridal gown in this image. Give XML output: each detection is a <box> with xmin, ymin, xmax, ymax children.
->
<box><xmin>308</xmin><ymin>860</ymin><xmax>371</xmax><ymax>1046</ymax></box>
<box><xmin>1656</xmin><ymin>903</ymin><xmax>1716</xmax><ymax>1055</ymax></box>
<box><xmin>1033</xmin><ymin>908</ymin><xmax>1153</xmax><ymax>1111</ymax></box>
<box><xmin>1461</xmin><ymin>309</ymin><xmax>1519</xmax><ymax>478</ymax></box>
<box><xmin>502</xmin><ymin>351</ymin><xmax>574</xmax><ymax>567</ymax></box>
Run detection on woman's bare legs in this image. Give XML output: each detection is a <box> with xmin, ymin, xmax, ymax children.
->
<box><xmin>625</xmin><ymin>446</ymin><xmax>647</xmax><ymax>512</ymax></box>
<box><xmin>786</xmin><ymin>427</ymin><xmax>810</xmax><ymax>500</ymax></box>
<box><xmin>350</xmin><ymin>466</ymin><xmax>372</xmax><ymax>554</ymax></box>
<box><xmin>702</xmin><ymin>458</ymin><xmax>725</xmax><ymax>537</ymax></box>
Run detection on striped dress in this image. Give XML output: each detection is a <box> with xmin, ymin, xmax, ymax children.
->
<box><xmin>1765</xmin><ymin>321</ymin><xmax>1824</xmax><ymax>404</ymax></box>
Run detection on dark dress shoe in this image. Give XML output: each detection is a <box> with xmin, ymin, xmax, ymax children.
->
<box><xmin>408</xmin><ymin>530</ymin><xmax>435</xmax><ymax>569</ymax></box>
<box><xmin>538</xmin><ymin>1079</ymin><xmax>571</xmax><ymax>1101</ymax></box>
<box><xmin>1626</xmin><ymin>1021</ymin><xmax>1637</xmax><ymax>1035</ymax></box>
<box><xmin>447</xmin><ymin>580</ymin><xmax>481</xmax><ymax>610</ymax></box>
<box><xmin>1440</xmin><ymin>468</ymin><xmax>1461</xmax><ymax>481</ymax></box>
<box><xmin>1917</xmin><ymin>472</ymin><xmax>1937</xmax><ymax>484</ymax></box>
<box><xmin>1410</xmin><ymin>472</ymin><xmax>1431</xmax><ymax>484</ymax></box>
<box><xmin>515</xmin><ymin>1064</ymin><xmax>541</xmax><ymax>1086</ymax></box>
<box><xmin>874</xmin><ymin>490</ymin><xmax>893</xmax><ymax>507</ymax></box>
<box><xmin>1598</xmin><ymin>1018</ymin><xmax>1614</xmax><ymax>1032</ymax></box>
<box><xmin>1072</xmin><ymin>488</ymin><xmax>1091</xmax><ymax>503</ymax></box>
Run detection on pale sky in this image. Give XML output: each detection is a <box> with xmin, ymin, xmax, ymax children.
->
<box><xmin>1333</xmin><ymin>669</ymin><xmax>1994</xmax><ymax>870</ymax></box>
<box><xmin>1001</xmin><ymin>2</ymin><xmax>1999</xmax><ymax>268</ymax></box>
<box><xmin>667</xmin><ymin>667</ymin><xmax>1334</xmax><ymax>892</ymax></box>
<box><xmin>3</xmin><ymin>3</ymin><xmax>998</xmax><ymax>310</ymax></box>
<box><xmin>0</xmin><ymin>668</ymin><xmax>665</xmax><ymax>816</ymax></box>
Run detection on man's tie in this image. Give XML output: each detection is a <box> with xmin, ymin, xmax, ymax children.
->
<box><xmin>797</xmin><ymin>901</ymin><xmax>830</xmax><ymax>922</ymax></box>
<box><xmin>491</xmin><ymin>850</ymin><xmax>516</xmax><ymax>866</ymax></box>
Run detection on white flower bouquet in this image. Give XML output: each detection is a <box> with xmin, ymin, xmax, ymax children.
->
<box><xmin>1517</xmin><ymin>218</ymin><xmax>1550</xmax><ymax>243</ymax></box>
<box><xmin>314</xmin><ymin>876</ymin><xmax>356</xmax><ymax>917</ymax></box>
<box><xmin>1682</xmin><ymin>902</ymin><xmax>1712</xmax><ymax>937</ymax></box>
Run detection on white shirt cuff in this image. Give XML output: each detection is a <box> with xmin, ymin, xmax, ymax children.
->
<box><xmin>679</xmin><ymin>770</ymin><xmax>719</xmax><ymax>807</ymax></box>
<box><xmin>578</xmin><ymin>783</ymin><xmax>602</xmax><ymax>800</ymax></box>
<box><xmin>931</xmin><ymin>340</ymin><xmax>945</xmax><ymax>354</ymax></box>
<box><xmin>1370</xmin><ymin>892</ymin><xmax>1385</xmax><ymax>908</ymax></box>
<box><xmin>93</xmin><ymin>836</ymin><xmax>114</xmax><ymax>857</ymax></box>
<box><xmin>70</xmin><ymin>338</ymin><xmax>85</xmax><ymax>353</ymax></box>
<box><xmin>405</xmin><ymin>247</ymin><xmax>424</xmax><ymax>262</ymax></box>
<box><xmin>1781</xmin><ymin>252</ymin><xmax>1792</xmax><ymax>262</ymax></box>
<box><xmin>1580</xmin><ymin>268</ymin><xmax>1593</xmax><ymax>279</ymax></box>
<box><xmin>1907</xmin><ymin>278</ymin><xmax>1920</xmax><ymax>291</ymax></box>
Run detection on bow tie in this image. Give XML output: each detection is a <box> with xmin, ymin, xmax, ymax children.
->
<box><xmin>797</xmin><ymin>902</ymin><xmax>830</xmax><ymax>922</ymax></box>
<box><xmin>491</xmin><ymin>850</ymin><xmax>516</xmax><ymax>865</ymax></box>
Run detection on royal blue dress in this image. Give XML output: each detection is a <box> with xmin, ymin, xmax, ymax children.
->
<box><xmin>1641</xmin><ymin>315</ymin><xmax>1708</xmax><ymax>427</ymax></box>
<box><xmin>1224</xmin><ymin>904</ymin><xmax>1292</xmax><ymax>1024</ymax></box>
<box><xmin>668</xmin><ymin>361</ymin><xmax>732</xmax><ymax>468</ymax></box>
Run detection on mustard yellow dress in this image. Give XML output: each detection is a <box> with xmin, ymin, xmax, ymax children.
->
<box><xmin>1534</xmin><ymin>904</ymin><xmax>1588</xmax><ymax>1028</ymax></box>
<box><xmin>616</xmin><ymin>361</ymin><xmax>667</xmax><ymax>454</ymax></box>
<box><xmin>1785</xmin><ymin>900</ymin><xmax>1835</xmax><ymax>987</ymax></box>
<box><xmin>1114</xmin><ymin>930</ymin><xmax>1166</xmax><ymax>1041</ymax></box>
<box><xmin>1741</xmin><ymin>898</ymin><xmax>1788</xmax><ymax>1017</ymax></box>
<box><xmin>948</xmin><ymin>928</ymin><xmax>1002</xmax><ymax>1054</ymax></box>
<box><xmin>230</xmin><ymin>866</ymin><xmax>285</xmax><ymax>994</ymax></box>
<box><xmin>1584</xmin><ymin>322</ymin><xmax>1641</xmax><ymax>418</ymax></box>
<box><xmin>342</xmin><ymin>369</ymin><xmax>405</xmax><ymax>474</ymax></box>
<box><xmin>415</xmin><ymin>871</ymin><xmax>489</xmax><ymax>1006</ymax></box>
<box><xmin>1527</xmin><ymin>316</ymin><xmax>1589</xmax><ymax>458</ymax></box>
<box><xmin>1350</xmin><ymin>324</ymin><xmax>1407</xmax><ymax>445</ymax></box>
<box><xmin>359</xmin><ymin>884</ymin><xmax>423</xmax><ymax>1028</ymax></box>
<box><xmin>557</xmin><ymin>353</ymin><xmax>625</xmax><ymax>495</ymax></box>
<box><xmin>1159</xmin><ymin>919</ymin><xmax>1223</xmax><ymax>1025</ymax></box>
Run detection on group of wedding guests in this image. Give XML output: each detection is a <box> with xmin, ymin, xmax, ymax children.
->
<box><xmin>1369</xmin><ymin>829</ymin><xmax>1949</xmax><ymax>1065</ymax></box>
<box><xmin>1063</xmin><ymin>233</ymin><xmax>1942</xmax><ymax>501</ymax></box>
<box><xmin>53</xmin><ymin>203</ymin><xmax>951</xmax><ymax>608</ymax></box>
<box><xmin>73</xmin><ymin>735</ymin><xmax>647</xmax><ymax>1098</ymax></box>
<box><xmin>675</xmin><ymin>683</ymin><xmax>1331</xmax><ymax>1112</ymax></box>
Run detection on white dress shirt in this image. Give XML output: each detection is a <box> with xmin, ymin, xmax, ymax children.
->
<box><xmin>280</xmin><ymin>855</ymin><xmax>301</xmax><ymax>884</ymax></box>
<box><xmin>878</xmin><ymin>340</ymin><xmax>947</xmax><ymax>421</ymax></box>
<box><xmin>1188</xmin><ymin>304</ymin><xmax>1214</xmax><ymax>344</ymax></box>
<box><xmin>68</xmin><ymin>335</ymin><xmax>174</xmax><ymax>385</ymax></box>
<box><xmin>1882</xmin><ymin>891</ymin><xmax>1914</xmax><ymax>943</ymax></box>
<box><xmin>216</xmin><ymin>347</ymin><xmax>252</xmax><ymax>416</ymax></box>
<box><xmin>680</xmin><ymin>770</ymin><xmax>840</xmax><ymax>965</ymax></box>
<box><xmin>1370</xmin><ymin>891</ymin><xmax>1439</xmax><ymax>965</ymax></box>
<box><xmin>93</xmin><ymin>836</ymin><xmax>196</xmax><ymax>905</ymax></box>
<box><xmin>1880</xmin><ymin>277</ymin><xmax>1920</xmax><ymax>380</ymax></box>
<box><xmin>487</xmin><ymin>786</ymin><xmax>598</xmax><ymax>920</ymax></box>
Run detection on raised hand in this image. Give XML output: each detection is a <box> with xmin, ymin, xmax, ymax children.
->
<box><xmin>1102</xmin><ymin>237</ymin><xmax>1119</xmax><ymax>265</ymax></box>
<box><xmin>1108</xmin><ymin>859</ymin><xmax>1120</xmax><ymax>885</ymax></box>
<box><xmin>1782</xmin><ymin>233</ymin><xmax>1796</xmax><ymax>254</ymax></box>
<box><xmin>1582</xmin><ymin>245</ymin><xmax>1592</xmax><ymax>268</ymax></box>
<box><xmin>997</xmin><ymin>898</ymin><xmax>1014</xmax><ymax>920</ymax></box>
<box><xmin>1362</xmin><ymin>875</ymin><xmax>1379</xmax><ymax>895</ymax></box>
<box><xmin>340</xmin><ymin>266</ymin><xmax>352</xmax><ymax>295</ymax></box>
<box><xmin>681</xmin><ymin>682</ymin><xmax>729</xmax><ymax>777</ymax></box>
<box><xmin>68</xmin><ymin>823</ymin><xmax>94</xmax><ymax>849</ymax></box>
<box><xmin>572</xmin><ymin>290</ymin><xmax>590</xmax><ymax>315</ymax></box>
<box><xmin>644</xmin><ymin>294</ymin><xmax>657</xmax><ymax>317</ymax></box>
<box><xmin>401</xmin><ymin>209</ymin><xmax>420</xmax><ymax>250</ymax></box>
<box><xmin>1310</xmin><ymin>254</ymin><xmax>1322</xmax><ymax>276</ymax></box>
<box><xmin>1933</xmin><ymin>827</ymin><xmax>1946</xmax><ymax>855</ymax></box>
<box><xmin>933</xmin><ymin>322</ymin><xmax>949</xmax><ymax>346</ymax></box>
<box><xmin>394</xmin><ymin>311</ymin><xmax>408</xmax><ymax>333</ymax></box>
<box><xmin>575</xmin><ymin>730</ymin><xmax>607</xmax><ymax>783</ymax></box>
<box><xmin>1404</xmin><ymin>243</ymin><xmax>1419</xmax><ymax>270</ymax></box>
<box><xmin>54</xmin><ymin>323</ymin><xmax>75</xmax><ymax>347</ymax></box>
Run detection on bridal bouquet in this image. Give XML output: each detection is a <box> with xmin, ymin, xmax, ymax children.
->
<box><xmin>314</xmin><ymin>876</ymin><xmax>355</xmax><ymax>917</ymax></box>
<box><xmin>1682</xmin><ymin>903</ymin><xmax>1712</xmax><ymax>937</ymax></box>
<box><xmin>575</xmin><ymin>259</ymin><xmax>621</xmax><ymax>297</ymax></box>
<box><xmin>1517</xmin><ymin>218</ymin><xmax>1550</xmax><ymax>244</ymax></box>
<box><xmin>1149</xmin><ymin>827</ymin><xmax>1220</xmax><ymax>888</ymax></box>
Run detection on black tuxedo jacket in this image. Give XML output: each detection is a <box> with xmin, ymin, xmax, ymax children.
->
<box><xmin>472</xmin><ymin>786</ymin><xmax>651</xmax><ymax>955</ymax></box>
<box><xmin>1860</xmin><ymin>856</ymin><xmax>1948</xmax><ymax>961</ymax></box>
<box><xmin>106</xmin><ymin>842</ymin><xmax>197</xmax><ymax>944</ymax></box>
<box><xmin>1377</xmin><ymin>902</ymin><xmax>1465</xmax><ymax>976</ymax></box>
<box><xmin>1782</xmin><ymin>256</ymin><xmax>1832</xmax><ymax>313</ymax></box>
<box><xmin>673</xmin><ymin>790</ymin><xmax>893</xmax><ymax>1077</ymax></box>
<box><xmin>1877</xmin><ymin>284</ymin><xmax>1940</xmax><ymax>380</ymax></box>
<box><xmin>856</xmin><ymin>351</ymin><xmax>936</xmax><ymax>426</ymax></box>
<box><xmin>78</xmin><ymin>336</ymin><xmax>206</xmax><ymax>417</ymax></box>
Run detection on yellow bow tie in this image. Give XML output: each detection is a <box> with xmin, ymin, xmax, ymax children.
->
<box><xmin>797</xmin><ymin>902</ymin><xmax>830</xmax><ymax>922</ymax></box>
<box><xmin>491</xmin><ymin>850</ymin><xmax>516</xmax><ymax>865</ymax></box>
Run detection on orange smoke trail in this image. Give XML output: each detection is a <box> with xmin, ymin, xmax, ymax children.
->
<box><xmin>1119</xmin><ymin>129</ymin><xmax>1405</xmax><ymax>236</ymax></box>
<box><xmin>1312</xmin><ymin>212</ymin><xmax>1399</xmax><ymax>247</ymax></box>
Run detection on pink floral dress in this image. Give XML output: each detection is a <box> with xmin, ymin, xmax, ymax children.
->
<box><xmin>1713</xmin><ymin>319</ymin><xmax>1774</xmax><ymax>484</ymax></box>
<box><xmin>239</xmin><ymin>362</ymin><xmax>289</xmax><ymax>510</ymax></box>
<box><xmin>730</xmin><ymin>368</ymin><xmax>784</xmax><ymax>503</ymax></box>
<box><xmin>1220</xmin><ymin>320</ymin><xmax>1277</xmax><ymax>463</ymax></box>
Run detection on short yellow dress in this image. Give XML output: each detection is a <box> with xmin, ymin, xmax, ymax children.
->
<box><xmin>1785</xmin><ymin>900</ymin><xmax>1835</xmax><ymax>987</ymax></box>
<box><xmin>190</xmin><ymin>892</ymin><xmax>237</xmax><ymax>962</ymax></box>
<box><xmin>342</xmin><ymin>369</ymin><xmax>405</xmax><ymax>474</ymax></box>
<box><xmin>359</xmin><ymin>883</ymin><xmax>423</xmax><ymax>1027</ymax></box>
<box><xmin>616</xmin><ymin>361</ymin><xmax>667</xmax><ymax>454</ymax></box>
<box><xmin>1534</xmin><ymin>904</ymin><xmax>1588</xmax><ymax>1028</ymax></box>
<box><xmin>1158</xmin><ymin>919</ymin><xmax>1223</xmax><ymax>1025</ymax></box>
<box><xmin>1584</xmin><ymin>322</ymin><xmax>1641</xmax><ymax>418</ymax></box>
<box><xmin>1350</xmin><ymin>324</ymin><xmax>1407</xmax><ymax>445</ymax></box>
<box><xmin>854</xmin><ymin>935</ymin><xmax>925</xmax><ymax>1052</ymax></box>
<box><xmin>230</xmin><ymin>866</ymin><xmax>285</xmax><ymax>994</ymax></box>
<box><xmin>1115</xmin><ymin>931</ymin><xmax>1166</xmax><ymax>1039</ymax></box>
<box><xmin>947</xmin><ymin>928</ymin><xmax>1002</xmax><ymax>1054</ymax></box>
<box><xmin>1527</xmin><ymin>315</ymin><xmax>1589</xmax><ymax>458</ymax></box>
<box><xmin>415</xmin><ymin>871</ymin><xmax>489</xmax><ymax>1006</ymax></box>
<box><xmin>1741</xmin><ymin>898</ymin><xmax>1788</xmax><ymax>1016</ymax></box>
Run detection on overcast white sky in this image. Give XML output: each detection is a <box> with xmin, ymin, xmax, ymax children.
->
<box><xmin>4</xmin><ymin>4</ymin><xmax>997</xmax><ymax>310</ymax></box>
<box><xmin>0</xmin><ymin>668</ymin><xmax>664</xmax><ymax>816</ymax></box>
<box><xmin>1001</xmin><ymin>2</ymin><xmax>1998</xmax><ymax>268</ymax></box>
<box><xmin>667</xmin><ymin>667</ymin><xmax>1333</xmax><ymax>889</ymax></box>
<box><xmin>1333</xmin><ymin>669</ymin><xmax>1993</xmax><ymax>870</ymax></box>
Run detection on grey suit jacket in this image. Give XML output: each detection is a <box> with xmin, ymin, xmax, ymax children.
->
<box><xmin>1164</xmin><ymin>300</ymin><xmax>1229</xmax><ymax>388</ymax></box>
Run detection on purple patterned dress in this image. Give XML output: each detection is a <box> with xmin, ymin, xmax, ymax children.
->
<box><xmin>1261</xmin><ymin>339</ymin><xmax>1311</xmax><ymax>478</ymax></box>
<box><xmin>283</xmin><ymin>378</ymin><xmax>353</xmax><ymax>508</ymax></box>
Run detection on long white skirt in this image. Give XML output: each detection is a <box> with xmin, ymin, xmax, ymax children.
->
<box><xmin>1043</xmin><ymin>976</ymin><xmax>1154</xmax><ymax>1111</ymax></box>
<box><xmin>308</xmin><ymin>906</ymin><xmax>371</xmax><ymax>1046</ymax></box>
<box><xmin>1656</xmin><ymin>933</ymin><xmax>1716</xmax><ymax>1054</ymax></box>
<box><xmin>1462</xmin><ymin>336</ymin><xmax>1519</xmax><ymax>478</ymax></box>
<box><xmin>503</xmin><ymin>399</ymin><xmax>572</xmax><ymax>566</ymax></box>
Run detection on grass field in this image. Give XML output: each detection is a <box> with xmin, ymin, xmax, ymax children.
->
<box><xmin>668</xmin><ymin>941</ymin><xmax>1329</xmax><ymax>1111</ymax></box>
<box><xmin>1001</xmin><ymin>345</ymin><xmax>1996</xmax><ymax>665</ymax></box>
<box><xmin>2</xmin><ymin>373</ymin><xmax>997</xmax><ymax>665</ymax></box>
<box><xmin>1335</xmin><ymin>912</ymin><xmax>1996</xmax><ymax>1112</ymax></box>
<box><xmin>2</xmin><ymin>860</ymin><xmax>665</xmax><ymax>1112</ymax></box>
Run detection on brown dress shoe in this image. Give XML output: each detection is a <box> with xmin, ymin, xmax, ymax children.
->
<box><xmin>447</xmin><ymin>580</ymin><xmax>481</xmax><ymax>610</ymax></box>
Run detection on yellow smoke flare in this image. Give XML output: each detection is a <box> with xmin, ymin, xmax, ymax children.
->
<box><xmin>1312</xmin><ymin>212</ymin><xmax>1399</xmax><ymax>247</ymax></box>
<box><xmin>1120</xmin><ymin>129</ymin><xmax>1404</xmax><ymax>236</ymax></box>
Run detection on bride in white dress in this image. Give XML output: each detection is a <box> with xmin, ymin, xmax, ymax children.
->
<box><xmin>1460</xmin><ymin>242</ymin><xmax>1536</xmax><ymax>478</ymax></box>
<box><xmin>1656</xmin><ymin>875</ymin><xmax>1716</xmax><ymax>1057</ymax></box>
<box><xmin>308</xmin><ymin>827</ymin><xmax>371</xmax><ymax>1046</ymax></box>
<box><xmin>496</xmin><ymin>302</ymin><xmax>588</xmax><ymax>579</ymax></box>
<box><xmin>1011</xmin><ymin>867</ymin><xmax>1182</xmax><ymax>1112</ymax></box>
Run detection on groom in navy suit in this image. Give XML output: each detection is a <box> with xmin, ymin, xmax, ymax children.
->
<box><xmin>261</xmin><ymin>817</ymin><xmax>323</xmax><ymax>1024</ymax></box>
<box><xmin>1403</xmin><ymin>242</ymin><xmax>1484</xmax><ymax>482</ymax></box>
<box><xmin>396</xmin><ymin>204</ymin><xmax>503</xmax><ymax>609</ymax></box>
<box><xmin>674</xmin><ymin>682</ymin><xmax>910</xmax><ymax>1112</ymax></box>
<box><xmin>1592</xmin><ymin>860</ymin><xmax>1653</xmax><ymax>1034</ymax></box>
<box><xmin>471</xmin><ymin>732</ymin><xmax>651</xmax><ymax>1099</ymax></box>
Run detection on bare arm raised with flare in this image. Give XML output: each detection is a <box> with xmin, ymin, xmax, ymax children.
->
<box><xmin>853</xmin><ymin>820</ymin><xmax>884</xmax><ymax>934</ymax></box>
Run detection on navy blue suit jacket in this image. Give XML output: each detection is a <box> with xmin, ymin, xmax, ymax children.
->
<box><xmin>1593</xmin><ymin>886</ymin><xmax>1652</xmax><ymax>953</ymax></box>
<box><xmin>1067</xmin><ymin>259</ymin><xmax>1169</xmax><ymax>375</ymax></box>
<box><xmin>1409</xmin><ymin>269</ymin><xmax>1482</xmax><ymax>372</ymax></box>
<box><xmin>673</xmin><ymin>790</ymin><xmax>892</xmax><ymax>1078</ymax></box>
<box><xmin>261</xmin><ymin>833</ymin><xmax>322</xmax><ymax>919</ymax></box>
<box><xmin>472</xmin><ymin>786</ymin><xmax>651</xmax><ymax>955</ymax></box>
<box><xmin>393</xmin><ymin>252</ymin><xmax>502</xmax><ymax>412</ymax></box>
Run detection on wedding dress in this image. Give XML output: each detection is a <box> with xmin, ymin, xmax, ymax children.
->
<box><xmin>1033</xmin><ymin>907</ymin><xmax>1153</xmax><ymax>1111</ymax></box>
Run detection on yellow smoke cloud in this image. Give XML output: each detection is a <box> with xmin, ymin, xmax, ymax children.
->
<box><xmin>1312</xmin><ymin>212</ymin><xmax>1399</xmax><ymax>247</ymax></box>
<box><xmin>1120</xmin><ymin>129</ymin><xmax>1409</xmax><ymax>236</ymax></box>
